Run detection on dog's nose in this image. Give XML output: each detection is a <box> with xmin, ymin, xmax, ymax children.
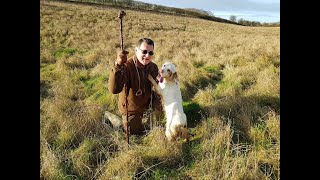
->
<box><xmin>161</xmin><ymin>69</ymin><xmax>164</xmax><ymax>73</ymax></box>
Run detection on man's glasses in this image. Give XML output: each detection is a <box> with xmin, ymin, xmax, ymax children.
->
<box><xmin>139</xmin><ymin>48</ymin><xmax>154</xmax><ymax>56</ymax></box>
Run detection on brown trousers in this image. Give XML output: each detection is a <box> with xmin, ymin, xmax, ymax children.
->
<box><xmin>122</xmin><ymin>113</ymin><xmax>144</xmax><ymax>135</ymax></box>
<box><xmin>121</xmin><ymin>91</ymin><xmax>163</xmax><ymax>135</ymax></box>
<box><xmin>121</xmin><ymin>109</ymin><xmax>163</xmax><ymax>135</ymax></box>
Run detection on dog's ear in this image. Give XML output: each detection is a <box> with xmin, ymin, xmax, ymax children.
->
<box><xmin>172</xmin><ymin>72</ymin><xmax>179</xmax><ymax>83</ymax></box>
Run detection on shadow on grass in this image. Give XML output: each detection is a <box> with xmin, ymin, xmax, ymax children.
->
<box><xmin>182</xmin><ymin>72</ymin><xmax>223</xmax><ymax>101</ymax></box>
<box><xmin>40</xmin><ymin>80</ymin><xmax>52</xmax><ymax>99</ymax></box>
<box><xmin>183</xmin><ymin>101</ymin><xmax>203</xmax><ymax>128</ymax></box>
<box><xmin>179</xmin><ymin>65</ymin><xmax>225</xmax><ymax>129</ymax></box>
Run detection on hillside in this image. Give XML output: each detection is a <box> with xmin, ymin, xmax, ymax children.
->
<box><xmin>40</xmin><ymin>0</ymin><xmax>280</xmax><ymax>179</ymax></box>
<box><xmin>55</xmin><ymin>0</ymin><xmax>243</xmax><ymax>25</ymax></box>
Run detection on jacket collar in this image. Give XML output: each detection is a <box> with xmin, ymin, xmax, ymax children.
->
<box><xmin>133</xmin><ymin>55</ymin><xmax>151</xmax><ymax>69</ymax></box>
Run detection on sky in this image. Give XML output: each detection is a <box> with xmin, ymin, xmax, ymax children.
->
<box><xmin>137</xmin><ymin>0</ymin><xmax>280</xmax><ymax>23</ymax></box>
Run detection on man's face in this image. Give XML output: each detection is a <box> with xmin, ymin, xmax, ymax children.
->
<box><xmin>135</xmin><ymin>42</ymin><xmax>154</xmax><ymax>66</ymax></box>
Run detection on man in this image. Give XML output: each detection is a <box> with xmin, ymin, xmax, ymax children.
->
<box><xmin>108</xmin><ymin>38</ymin><xmax>162</xmax><ymax>135</ymax></box>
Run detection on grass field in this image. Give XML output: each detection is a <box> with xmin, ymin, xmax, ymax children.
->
<box><xmin>40</xmin><ymin>0</ymin><xmax>280</xmax><ymax>179</ymax></box>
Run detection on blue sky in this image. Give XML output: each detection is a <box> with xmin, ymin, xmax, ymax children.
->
<box><xmin>137</xmin><ymin>0</ymin><xmax>280</xmax><ymax>23</ymax></box>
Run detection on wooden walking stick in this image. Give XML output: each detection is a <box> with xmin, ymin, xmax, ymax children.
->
<box><xmin>118</xmin><ymin>10</ymin><xmax>129</xmax><ymax>144</ymax></box>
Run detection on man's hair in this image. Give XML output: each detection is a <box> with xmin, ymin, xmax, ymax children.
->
<box><xmin>136</xmin><ymin>38</ymin><xmax>154</xmax><ymax>48</ymax></box>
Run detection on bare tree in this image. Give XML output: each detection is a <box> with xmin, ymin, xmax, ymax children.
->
<box><xmin>230</xmin><ymin>15</ymin><xmax>237</xmax><ymax>22</ymax></box>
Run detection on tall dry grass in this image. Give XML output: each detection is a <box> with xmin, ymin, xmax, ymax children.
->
<box><xmin>40</xmin><ymin>0</ymin><xmax>280</xmax><ymax>179</ymax></box>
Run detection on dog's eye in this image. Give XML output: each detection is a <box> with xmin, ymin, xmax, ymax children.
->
<box><xmin>163</xmin><ymin>65</ymin><xmax>166</xmax><ymax>67</ymax></box>
<box><xmin>167</xmin><ymin>69</ymin><xmax>171</xmax><ymax>72</ymax></box>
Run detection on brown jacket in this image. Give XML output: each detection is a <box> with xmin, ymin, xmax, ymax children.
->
<box><xmin>108</xmin><ymin>55</ymin><xmax>160</xmax><ymax>115</ymax></box>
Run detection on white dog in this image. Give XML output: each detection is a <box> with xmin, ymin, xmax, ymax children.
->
<box><xmin>148</xmin><ymin>62</ymin><xmax>189</xmax><ymax>141</ymax></box>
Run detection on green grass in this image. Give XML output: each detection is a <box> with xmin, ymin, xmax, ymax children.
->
<box><xmin>81</xmin><ymin>75</ymin><xmax>107</xmax><ymax>94</ymax></box>
<box><xmin>54</xmin><ymin>47</ymin><xmax>78</xmax><ymax>58</ymax></box>
<box><xmin>203</xmin><ymin>65</ymin><xmax>220</xmax><ymax>74</ymax></box>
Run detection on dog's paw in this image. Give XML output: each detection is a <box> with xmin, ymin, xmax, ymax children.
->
<box><xmin>147</xmin><ymin>74</ymin><xmax>154</xmax><ymax>81</ymax></box>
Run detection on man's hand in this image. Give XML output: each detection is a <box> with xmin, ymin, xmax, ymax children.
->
<box><xmin>116</xmin><ymin>50</ymin><xmax>129</xmax><ymax>65</ymax></box>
